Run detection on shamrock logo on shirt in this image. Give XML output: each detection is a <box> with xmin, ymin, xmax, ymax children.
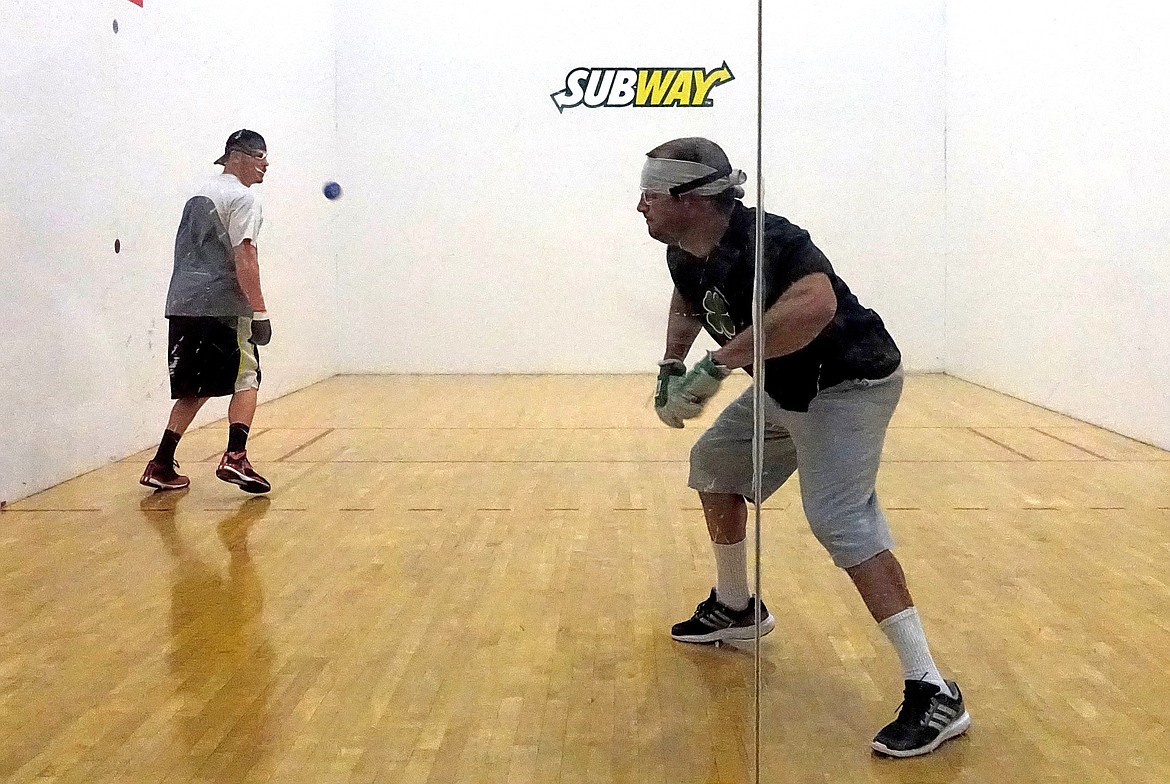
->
<box><xmin>703</xmin><ymin>289</ymin><xmax>736</xmax><ymax>338</ymax></box>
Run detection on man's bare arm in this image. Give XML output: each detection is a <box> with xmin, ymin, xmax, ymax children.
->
<box><xmin>665</xmin><ymin>286</ymin><xmax>704</xmax><ymax>362</ymax></box>
<box><xmin>710</xmin><ymin>273</ymin><xmax>836</xmax><ymax>369</ymax></box>
<box><xmin>233</xmin><ymin>239</ymin><xmax>266</xmax><ymax>312</ymax></box>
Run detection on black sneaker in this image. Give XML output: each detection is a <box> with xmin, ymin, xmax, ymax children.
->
<box><xmin>872</xmin><ymin>679</ymin><xmax>970</xmax><ymax>757</ymax></box>
<box><xmin>670</xmin><ymin>588</ymin><xmax>776</xmax><ymax>643</ymax></box>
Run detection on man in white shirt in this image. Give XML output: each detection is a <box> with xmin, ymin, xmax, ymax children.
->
<box><xmin>141</xmin><ymin>130</ymin><xmax>273</xmax><ymax>494</ymax></box>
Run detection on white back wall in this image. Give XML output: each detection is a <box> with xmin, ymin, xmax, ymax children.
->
<box><xmin>9</xmin><ymin>1</ymin><xmax>1166</xmax><ymax>502</ymax></box>
<box><xmin>0</xmin><ymin>0</ymin><xmax>339</xmax><ymax>504</ymax></box>
<box><xmin>336</xmin><ymin>1</ymin><xmax>947</xmax><ymax>373</ymax></box>
<box><xmin>764</xmin><ymin>1</ymin><xmax>947</xmax><ymax>371</ymax></box>
<box><xmin>946</xmin><ymin>2</ymin><xmax>1170</xmax><ymax>449</ymax></box>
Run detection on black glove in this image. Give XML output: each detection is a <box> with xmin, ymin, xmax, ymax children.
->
<box><xmin>250</xmin><ymin>313</ymin><xmax>272</xmax><ymax>346</ymax></box>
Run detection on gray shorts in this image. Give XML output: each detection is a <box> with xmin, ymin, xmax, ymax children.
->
<box><xmin>689</xmin><ymin>367</ymin><xmax>904</xmax><ymax>569</ymax></box>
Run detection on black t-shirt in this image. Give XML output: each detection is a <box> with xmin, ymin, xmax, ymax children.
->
<box><xmin>667</xmin><ymin>201</ymin><xmax>901</xmax><ymax>412</ymax></box>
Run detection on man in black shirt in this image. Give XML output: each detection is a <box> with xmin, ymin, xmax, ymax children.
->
<box><xmin>639</xmin><ymin>137</ymin><xmax>969</xmax><ymax>757</ymax></box>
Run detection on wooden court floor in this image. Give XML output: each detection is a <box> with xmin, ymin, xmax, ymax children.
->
<box><xmin>2</xmin><ymin>374</ymin><xmax>1168</xmax><ymax>783</ymax></box>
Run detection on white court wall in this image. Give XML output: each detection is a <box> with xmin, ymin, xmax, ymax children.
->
<box><xmin>335</xmin><ymin>1</ymin><xmax>947</xmax><ymax>374</ymax></box>
<box><xmin>764</xmin><ymin>2</ymin><xmax>947</xmax><ymax>372</ymax></box>
<box><xmin>0</xmin><ymin>0</ymin><xmax>340</xmax><ymax>503</ymax></box>
<box><xmin>946</xmin><ymin>2</ymin><xmax>1170</xmax><ymax>449</ymax></box>
<box><xmin>9</xmin><ymin>1</ymin><xmax>1167</xmax><ymax>501</ymax></box>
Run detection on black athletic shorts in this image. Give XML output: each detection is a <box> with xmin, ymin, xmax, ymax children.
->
<box><xmin>167</xmin><ymin>316</ymin><xmax>261</xmax><ymax>399</ymax></box>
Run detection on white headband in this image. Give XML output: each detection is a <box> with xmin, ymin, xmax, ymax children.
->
<box><xmin>640</xmin><ymin>158</ymin><xmax>747</xmax><ymax>197</ymax></box>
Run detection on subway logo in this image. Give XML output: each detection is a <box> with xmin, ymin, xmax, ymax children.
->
<box><xmin>551</xmin><ymin>62</ymin><xmax>734</xmax><ymax>113</ymax></box>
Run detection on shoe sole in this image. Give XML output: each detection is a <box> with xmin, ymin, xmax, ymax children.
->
<box><xmin>140</xmin><ymin>476</ymin><xmax>189</xmax><ymax>491</ymax></box>
<box><xmin>871</xmin><ymin>711</ymin><xmax>971</xmax><ymax>758</ymax></box>
<box><xmin>671</xmin><ymin>613</ymin><xmax>777</xmax><ymax>644</ymax></box>
<box><xmin>216</xmin><ymin>468</ymin><xmax>271</xmax><ymax>494</ymax></box>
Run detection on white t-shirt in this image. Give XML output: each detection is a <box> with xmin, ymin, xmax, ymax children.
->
<box><xmin>165</xmin><ymin>173</ymin><xmax>264</xmax><ymax>318</ymax></box>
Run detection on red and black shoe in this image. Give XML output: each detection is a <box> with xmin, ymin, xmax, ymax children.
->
<box><xmin>140</xmin><ymin>460</ymin><xmax>190</xmax><ymax>491</ymax></box>
<box><xmin>216</xmin><ymin>451</ymin><xmax>271</xmax><ymax>494</ymax></box>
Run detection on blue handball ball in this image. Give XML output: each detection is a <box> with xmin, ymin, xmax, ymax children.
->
<box><xmin>323</xmin><ymin>181</ymin><xmax>342</xmax><ymax>200</ymax></box>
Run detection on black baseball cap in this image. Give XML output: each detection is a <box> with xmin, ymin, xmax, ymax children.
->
<box><xmin>214</xmin><ymin>129</ymin><xmax>266</xmax><ymax>165</ymax></box>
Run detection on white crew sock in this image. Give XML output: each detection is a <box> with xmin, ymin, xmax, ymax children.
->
<box><xmin>878</xmin><ymin>607</ymin><xmax>950</xmax><ymax>693</ymax></box>
<box><xmin>713</xmin><ymin>539</ymin><xmax>750</xmax><ymax>611</ymax></box>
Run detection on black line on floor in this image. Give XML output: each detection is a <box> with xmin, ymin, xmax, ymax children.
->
<box><xmin>202</xmin><ymin>507</ymin><xmax>306</xmax><ymax>512</ymax></box>
<box><xmin>279</xmin><ymin>459</ymin><xmax>691</xmax><ymax>464</ymax></box>
<box><xmin>278</xmin><ymin>429</ymin><xmax>336</xmax><ymax>462</ymax></box>
<box><xmin>1031</xmin><ymin>428</ymin><xmax>1109</xmax><ymax>460</ymax></box>
<box><xmin>968</xmin><ymin>428</ymin><xmax>1034</xmax><ymax>461</ymax></box>
<box><xmin>269</xmin><ymin>457</ymin><xmax>1164</xmax><ymax>464</ymax></box>
<box><xmin>0</xmin><ymin>508</ymin><xmax>102</xmax><ymax>513</ymax></box>
<box><xmin>258</xmin><ymin>426</ymin><xmax>692</xmax><ymax>431</ymax></box>
<box><xmin>683</xmin><ymin>510</ymin><xmax>781</xmax><ymax>514</ymax></box>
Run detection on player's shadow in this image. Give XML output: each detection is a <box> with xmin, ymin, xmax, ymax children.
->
<box><xmin>142</xmin><ymin>495</ymin><xmax>276</xmax><ymax>782</ymax></box>
<box><xmin>670</xmin><ymin>639</ymin><xmax>780</xmax><ymax>782</ymax></box>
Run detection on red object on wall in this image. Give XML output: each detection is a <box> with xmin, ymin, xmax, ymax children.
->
<box><xmin>128</xmin><ymin>0</ymin><xmax>143</xmax><ymax>6</ymax></box>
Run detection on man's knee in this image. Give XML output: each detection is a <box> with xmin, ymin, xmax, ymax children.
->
<box><xmin>803</xmin><ymin>504</ymin><xmax>895</xmax><ymax>570</ymax></box>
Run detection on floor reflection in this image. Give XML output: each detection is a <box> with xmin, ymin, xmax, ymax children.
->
<box><xmin>142</xmin><ymin>494</ymin><xmax>275</xmax><ymax>782</ymax></box>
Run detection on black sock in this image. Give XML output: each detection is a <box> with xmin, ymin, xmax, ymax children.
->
<box><xmin>154</xmin><ymin>429</ymin><xmax>181</xmax><ymax>466</ymax></box>
<box><xmin>227</xmin><ymin>422</ymin><xmax>250</xmax><ymax>454</ymax></box>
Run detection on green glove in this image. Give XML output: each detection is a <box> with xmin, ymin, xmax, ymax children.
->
<box><xmin>655</xmin><ymin>359</ymin><xmax>701</xmax><ymax>428</ymax></box>
<box><xmin>675</xmin><ymin>353</ymin><xmax>732</xmax><ymax>414</ymax></box>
